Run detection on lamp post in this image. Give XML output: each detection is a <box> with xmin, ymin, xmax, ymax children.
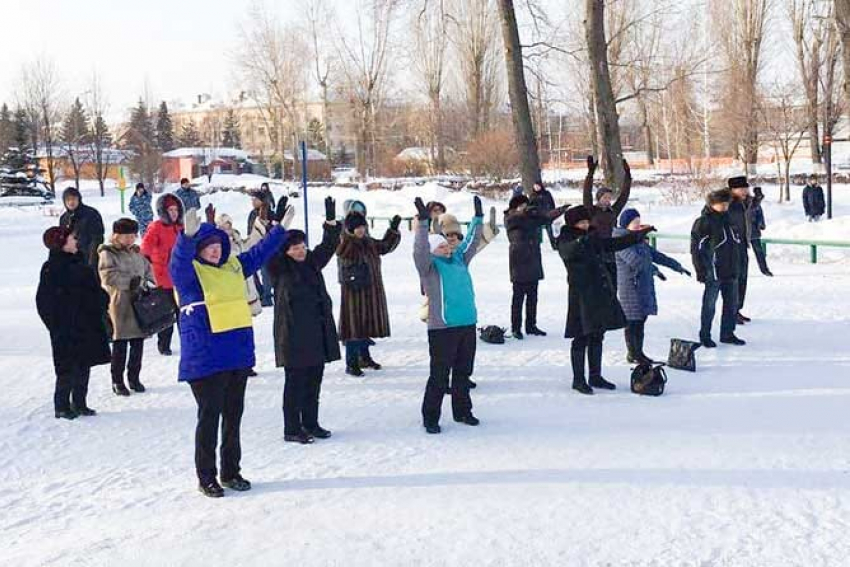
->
<box><xmin>824</xmin><ymin>134</ymin><xmax>833</xmax><ymax>220</ymax></box>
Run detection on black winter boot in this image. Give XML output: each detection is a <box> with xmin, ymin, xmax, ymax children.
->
<box><xmin>345</xmin><ymin>363</ymin><xmax>364</xmax><ymax>377</ymax></box>
<box><xmin>526</xmin><ymin>327</ymin><xmax>547</xmax><ymax>336</ymax></box>
<box><xmin>221</xmin><ymin>474</ymin><xmax>252</xmax><ymax>492</ymax></box>
<box><xmin>572</xmin><ymin>380</ymin><xmax>594</xmax><ymax>395</ymax></box>
<box><xmin>512</xmin><ymin>329</ymin><xmax>524</xmax><ymax>340</ymax></box>
<box><xmin>424</xmin><ymin>423</ymin><xmax>441</xmax><ymax>434</ymax></box>
<box><xmin>284</xmin><ymin>431</ymin><xmax>315</xmax><ymax>444</ymax></box>
<box><xmin>589</xmin><ymin>376</ymin><xmax>616</xmax><ymax>390</ymax></box>
<box><xmin>198</xmin><ymin>479</ymin><xmax>224</xmax><ymax>498</ymax></box>
<box><xmin>304</xmin><ymin>426</ymin><xmax>332</xmax><ymax>439</ymax></box>
<box><xmin>55</xmin><ymin>409</ymin><xmax>79</xmax><ymax>420</ymax></box>
<box><xmin>112</xmin><ymin>383</ymin><xmax>130</xmax><ymax>396</ymax></box>
<box><xmin>359</xmin><ymin>356</ymin><xmax>382</xmax><ymax>370</ymax></box>
<box><xmin>128</xmin><ymin>380</ymin><xmax>146</xmax><ymax>393</ymax></box>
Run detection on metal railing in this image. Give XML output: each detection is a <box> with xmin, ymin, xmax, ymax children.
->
<box><xmin>648</xmin><ymin>233</ymin><xmax>850</xmax><ymax>264</ymax></box>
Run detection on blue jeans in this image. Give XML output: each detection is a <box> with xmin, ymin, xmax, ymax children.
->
<box><xmin>700</xmin><ymin>278</ymin><xmax>739</xmax><ymax>340</ymax></box>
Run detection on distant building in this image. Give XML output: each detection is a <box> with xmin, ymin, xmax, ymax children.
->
<box><xmin>35</xmin><ymin>145</ymin><xmax>132</xmax><ymax>184</ymax></box>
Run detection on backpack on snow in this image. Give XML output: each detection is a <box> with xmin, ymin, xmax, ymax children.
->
<box><xmin>479</xmin><ymin>326</ymin><xmax>506</xmax><ymax>344</ymax></box>
<box><xmin>630</xmin><ymin>363</ymin><xmax>668</xmax><ymax>396</ymax></box>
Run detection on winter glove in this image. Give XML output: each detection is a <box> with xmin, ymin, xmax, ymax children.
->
<box><xmin>324</xmin><ymin>196</ymin><xmax>336</xmax><ymax>222</ymax></box>
<box><xmin>587</xmin><ymin>155</ymin><xmax>598</xmax><ymax>176</ymax></box>
<box><xmin>273</xmin><ymin>196</ymin><xmax>289</xmax><ymax>223</ymax></box>
<box><xmin>488</xmin><ymin>207</ymin><xmax>500</xmax><ymax>237</ymax></box>
<box><xmin>679</xmin><ymin>267</ymin><xmax>692</xmax><ymax>277</ymax></box>
<box><xmin>623</xmin><ymin>158</ymin><xmax>631</xmax><ymax>182</ymax></box>
<box><xmin>414</xmin><ymin>197</ymin><xmax>429</xmax><ymax>220</ymax></box>
<box><xmin>654</xmin><ymin>269</ymin><xmax>667</xmax><ymax>282</ymax></box>
<box><xmin>205</xmin><ymin>204</ymin><xmax>216</xmax><ymax>225</ymax></box>
<box><xmin>638</xmin><ymin>225</ymin><xmax>657</xmax><ymax>234</ymax></box>
<box><xmin>184</xmin><ymin>208</ymin><xmax>201</xmax><ymax>237</ymax></box>
<box><xmin>696</xmin><ymin>270</ymin><xmax>706</xmax><ymax>284</ymax></box>
<box><xmin>129</xmin><ymin>276</ymin><xmax>141</xmax><ymax>291</ymax></box>
<box><xmin>473</xmin><ymin>196</ymin><xmax>484</xmax><ymax>218</ymax></box>
<box><xmin>281</xmin><ymin>205</ymin><xmax>296</xmax><ymax>229</ymax></box>
<box><xmin>389</xmin><ymin>215</ymin><xmax>402</xmax><ymax>231</ymax></box>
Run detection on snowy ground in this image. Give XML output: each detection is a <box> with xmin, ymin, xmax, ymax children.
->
<box><xmin>2</xmin><ymin>181</ymin><xmax>850</xmax><ymax>566</ymax></box>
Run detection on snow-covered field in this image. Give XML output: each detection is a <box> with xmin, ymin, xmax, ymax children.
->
<box><xmin>2</xmin><ymin>181</ymin><xmax>850</xmax><ymax>566</ymax></box>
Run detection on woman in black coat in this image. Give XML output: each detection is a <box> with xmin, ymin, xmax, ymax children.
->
<box><xmin>504</xmin><ymin>194</ymin><xmax>566</xmax><ymax>338</ymax></box>
<box><xmin>557</xmin><ymin>206</ymin><xmax>652</xmax><ymax>395</ymax></box>
<box><xmin>267</xmin><ymin>197</ymin><xmax>342</xmax><ymax>444</ymax></box>
<box><xmin>36</xmin><ymin>227</ymin><xmax>111</xmax><ymax>419</ymax></box>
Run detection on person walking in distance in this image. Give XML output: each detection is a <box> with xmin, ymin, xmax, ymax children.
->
<box><xmin>129</xmin><ymin>182</ymin><xmax>154</xmax><ymax>236</ymax></box>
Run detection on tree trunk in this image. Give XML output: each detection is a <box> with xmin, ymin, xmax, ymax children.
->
<box><xmin>585</xmin><ymin>0</ymin><xmax>626</xmax><ymax>190</ymax></box>
<box><xmin>638</xmin><ymin>95</ymin><xmax>654</xmax><ymax>166</ymax></box>
<box><xmin>836</xmin><ymin>0</ymin><xmax>850</xmax><ymax>124</ymax></box>
<box><xmin>587</xmin><ymin>91</ymin><xmax>599</xmax><ymax>158</ymax></box>
<box><xmin>496</xmin><ymin>0</ymin><xmax>541</xmax><ymax>191</ymax></box>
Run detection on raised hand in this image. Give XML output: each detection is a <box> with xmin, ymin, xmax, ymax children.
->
<box><xmin>473</xmin><ymin>196</ymin><xmax>483</xmax><ymax>218</ymax></box>
<box><xmin>680</xmin><ymin>267</ymin><xmax>692</xmax><ymax>277</ymax></box>
<box><xmin>587</xmin><ymin>155</ymin><xmax>598</xmax><ymax>176</ymax></box>
<box><xmin>488</xmin><ymin>207</ymin><xmax>499</xmax><ymax>235</ymax></box>
<box><xmin>184</xmin><ymin>208</ymin><xmax>201</xmax><ymax>237</ymax></box>
<box><xmin>273</xmin><ymin>196</ymin><xmax>289</xmax><ymax>223</ymax></box>
<box><xmin>205</xmin><ymin>203</ymin><xmax>216</xmax><ymax>224</ymax></box>
<box><xmin>325</xmin><ymin>196</ymin><xmax>336</xmax><ymax>222</ymax></box>
<box><xmin>414</xmin><ymin>197</ymin><xmax>429</xmax><ymax>219</ymax></box>
<box><xmin>639</xmin><ymin>225</ymin><xmax>656</xmax><ymax>234</ymax></box>
<box><xmin>623</xmin><ymin>158</ymin><xmax>631</xmax><ymax>181</ymax></box>
<box><xmin>389</xmin><ymin>215</ymin><xmax>402</xmax><ymax>231</ymax></box>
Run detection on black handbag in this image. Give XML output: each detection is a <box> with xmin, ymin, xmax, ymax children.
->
<box><xmin>630</xmin><ymin>363</ymin><xmax>667</xmax><ymax>396</ymax></box>
<box><xmin>667</xmin><ymin>338</ymin><xmax>701</xmax><ymax>372</ymax></box>
<box><xmin>479</xmin><ymin>326</ymin><xmax>506</xmax><ymax>344</ymax></box>
<box><xmin>340</xmin><ymin>262</ymin><xmax>372</xmax><ymax>291</ymax></box>
<box><xmin>132</xmin><ymin>287</ymin><xmax>177</xmax><ymax>336</ymax></box>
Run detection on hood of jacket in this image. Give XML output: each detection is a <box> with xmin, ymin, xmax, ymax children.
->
<box><xmin>156</xmin><ymin>193</ymin><xmax>185</xmax><ymax>226</ymax></box>
<box><xmin>192</xmin><ymin>222</ymin><xmax>232</xmax><ymax>267</ymax></box>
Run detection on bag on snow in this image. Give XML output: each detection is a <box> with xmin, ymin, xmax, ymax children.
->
<box><xmin>667</xmin><ymin>338</ymin><xmax>701</xmax><ymax>372</ymax></box>
<box><xmin>479</xmin><ymin>326</ymin><xmax>506</xmax><ymax>344</ymax></box>
<box><xmin>340</xmin><ymin>261</ymin><xmax>372</xmax><ymax>291</ymax></box>
<box><xmin>133</xmin><ymin>287</ymin><xmax>177</xmax><ymax>336</ymax></box>
<box><xmin>630</xmin><ymin>363</ymin><xmax>667</xmax><ymax>396</ymax></box>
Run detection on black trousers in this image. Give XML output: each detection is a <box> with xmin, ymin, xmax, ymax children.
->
<box><xmin>570</xmin><ymin>332</ymin><xmax>604</xmax><ymax>385</ymax></box>
<box><xmin>422</xmin><ymin>326</ymin><xmax>476</xmax><ymax>425</ymax></box>
<box><xmin>158</xmin><ymin>325</ymin><xmax>174</xmax><ymax>352</ymax></box>
<box><xmin>751</xmin><ymin>239</ymin><xmax>770</xmax><ymax>275</ymax></box>
<box><xmin>111</xmin><ymin>338</ymin><xmax>144</xmax><ymax>385</ymax></box>
<box><xmin>189</xmin><ymin>370</ymin><xmax>249</xmax><ymax>483</ymax></box>
<box><xmin>624</xmin><ymin>318</ymin><xmax>647</xmax><ymax>358</ymax></box>
<box><xmin>738</xmin><ymin>246</ymin><xmax>749</xmax><ymax>311</ymax></box>
<box><xmin>700</xmin><ymin>279</ymin><xmax>739</xmax><ymax>340</ymax></box>
<box><xmin>511</xmin><ymin>282</ymin><xmax>539</xmax><ymax>332</ymax></box>
<box><xmin>55</xmin><ymin>363</ymin><xmax>91</xmax><ymax>412</ymax></box>
<box><xmin>283</xmin><ymin>365</ymin><xmax>324</xmax><ymax>436</ymax></box>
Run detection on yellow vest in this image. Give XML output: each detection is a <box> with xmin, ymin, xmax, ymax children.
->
<box><xmin>192</xmin><ymin>257</ymin><xmax>252</xmax><ymax>333</ymax></box>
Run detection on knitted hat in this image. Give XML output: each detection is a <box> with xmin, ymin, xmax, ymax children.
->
<box><xmin>596</xmin><ymin>186</ymin><xmax>613</xmax><ymax>201</ymax></box>
<box><xmin>565</xmin><ymin>205</ymin><xmax>592</xmax><ymax>227</ymax></box>
<box><xmin>196</xmin><ymin>233</ymin><xmax>222</xmax><ymax>253</ymax></box>
<box><xmin>283</xmin><ymin>229</ymin><xmax>306</xmax><ymax>252</ymax></box>
<box><xmin>180</xmin><ymin>177</ymin><xmax>190</xmax><ymax>185</ymax></box>
<box><xmin>113</xmin><ymin>218</ymin><xmax>139</xmax><ymax>235</ymax></box>
<box><xmin>437</xmin><ymin>213</ymin><xmax>461</xmax><ymax>236</ymax></box>
<box><xmin>619</xmin><ymin>208</ymin><xmax>641</xmax><ymax>229</ymax></box>
<box><xmin>162</xmin><ymin>194</ymin><xmax>181</xmax><ymax>210</ymax></box>
<box><xmin>43</xmin><ymin>226</ymin><xmax>73</xmax><ymax>251</ymax></box>
<box><xmin>426</xmin><ymin>201</ymin><xmax>446</xmax><ymax>215</ymax></box>
<box><xmin>707</xmin><ymin>188</ymin><xmax>733</xmax><ymax>205</ymax></box>
<box><xmin>727</xmin><ymin>176</ymin><xmax>749</xmax><ymax>190</ymax></box>
<box><xmin>509</xmin><ymin>194</ymin><xmax>529</xmax><ymax>211</ymax></box>
<box><xmin>345</xmin><ymin>212</ymin><xmax>368</xmax><ymax>233</ymax></box>
<box><xmin>428</xmin><ymin>234</ymin><xmax>448</xmax><ymax>253</ymax></box>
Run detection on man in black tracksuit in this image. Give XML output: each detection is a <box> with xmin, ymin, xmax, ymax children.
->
<box><xmin>691</xmin><ymin>189</ymin><xmax>744</xmax><ymax>347</ymax></box>
<box><xmin>59</xmin><ymin>186</ymin><xmax>105</xmax><ymax>270</ymax></box>
<box><xmin>726</xmin><ymin>176</ymin><xmax>752</xmax><ymax>324</ymax></box>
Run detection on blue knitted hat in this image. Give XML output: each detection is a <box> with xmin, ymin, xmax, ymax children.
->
<box><xmin>619</xmin><ymin>208</ymin><xmax>641</xmax><ymax>228</ymax></box>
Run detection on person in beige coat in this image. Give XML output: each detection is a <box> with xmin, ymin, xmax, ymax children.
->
<box><xmin>216</xmin><ymin>213</ymin><xmax>263</xmax><ymax>317</ymax></box>
<box><xmin>98</xmin><ymin>218</ymin><xmax>155</xmax><ymax>396</ymax></box>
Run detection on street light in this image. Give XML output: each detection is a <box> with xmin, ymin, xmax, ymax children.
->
<box><xmin>824</xmin><ymin>134</ymin><xmax>833</xmax><ymax>220</ymax></box>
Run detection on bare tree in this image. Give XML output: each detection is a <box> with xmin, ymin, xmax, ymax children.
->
<box><xmin>759</xmin><ymin>81</ymin><xmax>810</xmax><ymax>201</ymax></box>
<box><xmin>18</xmin><ymin>58</ymin><xmax>63</xmax><ymax>193</ymax></box>
<box><xmin>304</xmin><ymin>0</ymin><xmax>336</xmax><ymax>159</ymax></box>
<box><xmin>336</xmin><ymin>0</ymin><xmax>399</xmax><ymax>178</ymax></box>
<box><xmin>450</xmin><ymin>0</ymin><xmax>502</xmax><ymax>139</ymax></box>
<box><xmin>714</xmin><ymin>0</ymin><xmax>773</xmax><ymax>174</ymax></box>
<box><xmin>789</xmin><ymin>0</ymin><xmax>829</xmax><ymax>164</ymax></box>
<box><xmin>836</xmin><ymin>0</ymin><xmax>850</xmax><ymax>106</ymax></box>
<box><xmin>85</xmin><ymin>74</ymin><xmax>114</xmax><ymax>197</ymax></box>
<box><xmin>412</xmin><ymin>0</ymin><xmax>449</xmax><ymax>172</ymax></box>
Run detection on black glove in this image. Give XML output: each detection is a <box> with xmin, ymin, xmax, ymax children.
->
<box><xmin>654</xmin><ymin>270</ymin><xmax>667</xmax><ymax>281</ymax></box>
<box><xmin>204</xmin><ymin>204</ymin><xmax>216</xmax><ymax>224</ymax></box>
<box><xmin>473</xmin><ymin>196</ymin><xmax>483</xmax><ymax>218</ymax></box>
<box><xmin>414</xmin><ymin>197</ymin><xmax>428</xmax><ymax>219</ymax></box>
<box><xmin>273</xmin><ymin>196</ymin><xmax>289</xmax><ymax>223</ymax></box>
<box><xmin>389</xmin><ymin>215</ymin><xmax>402</xmax><ymax>231</ymax></box>
<box><xmin>324</xmin><ymin>196</ymin><xmax>336</xmax><ymax>222</ymax></box>
<box><xmin>639</xmin><ymin>225</ymin><xmax>657</xmax><ymax>234</ymax></box>
<box><xmin>680</xmin><ymin>267</ymin><xmax>692</xmax><ymax>277</ymax></box>
<box><xmin>129</xmin><ymin>276</ymin><xmax>141</xmax><ymax>291</ymax></box>
<box><xmin>587</xmin><ymin>155</ymin><xmax>598</xmax><ymax>176</ymax></box>
<box><xmin>696</xmin><ymin>271</ymin><xmax>706</xmax><ymax>284</ymax></box>
<box><xmin>623</xmin><ymin>159</ymin><xmax>631</xmax><ymax>181</ymax></box>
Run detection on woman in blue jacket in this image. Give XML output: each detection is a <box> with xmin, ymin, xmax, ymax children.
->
<box><xmin>170</xmin><ymin>199</ymin><xmax>288</xmax><ymax>498</ymax></box>
<box><xmin>615</xmin><ymin>208</ymin><xmax>690</xmax><ymax>364</ymax></box>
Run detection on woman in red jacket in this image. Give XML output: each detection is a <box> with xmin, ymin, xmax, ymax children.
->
<box><xmin>141</xmin><ymin>193</ymin><xmax>183</xmax><ymax>355</ymax></box>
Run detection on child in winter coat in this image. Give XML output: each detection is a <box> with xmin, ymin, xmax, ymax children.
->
<box><xmin>614</xmin><ymin>208</ymin><xmax>691</xmax><ymax>364</ymax></box>
<box><xmin>267</xmin><ymin>197</ymin><xmax>343</xmax><ymax>445</ymax></box>
<box><xmin>557</xmin><ymin>206</ymin><xmax>653</xmax><ymax>395</ymax></box>
<box><xmin>129</xmin><ymin>183</ymin><xmax>154</xmax><ymax>236</ymax></box>
<box><xmin>414</xmin><ymin>196</ymin><xmax>484</xmax><ymax>434</ymax></box>
<box><xmin>37</xmin><ymin>227</ymin><xmax>111</xmax><ymax>419</ymax></box>
<box><xmin>98</xmin><ymin>218</ymin><xmax>156</xmax><ymax>396</ymax></box>
<box><xmin>141</xmin><ymin>193</ymin><xmax>183</xmax><ymax>356</ymax></box>
<box><xmin>336</xmin><ymin>210</ymin><xmax>402</xmax><ymax>377</ymax></box>
<box><xmin>170</xmin><ymin>201</ymin><xmax>288</xmax><ymax>498</ymax></box>
<box><xmin>691</xmin><ymin>189</ymin><xmax>745</xmax><ymax>348</ymax></box>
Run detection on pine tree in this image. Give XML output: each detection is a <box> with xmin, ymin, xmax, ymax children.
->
<box><xmin>62</xmin><ymin>98</ymin><xmax>91</xmax><ymax>145</ymax></box>
<box><xmin>0</xmin><ymin>104</ymin><xmax>13</xmax><ymax>156</ymax></box>
<box><xmin>13</xmin><ymin>107</ymin><xmax>29</xmax><ymax>151</ymax></box>
<box><xmin>221</xmin><ymin>109</ymin><xmax>242</xmax><ymax>149</ymax></box>
<box><xmin>156</xmin><ymin>101</ymin><xmax>175</xmax><ymax>152</ymax></box>
<box><xmin>179</xmin><ymin>119</ymin><xmax>202</xmax><ymax>147</ymax></box>
<box><xmin>90</xmin><ymin>113</ymin><xmax>113</xmax><ymax>196</ymax></box>
<box><xmin>125</xmin><ymin>99</ymin><xmax>158</xmax><ymax>186</ymax></box>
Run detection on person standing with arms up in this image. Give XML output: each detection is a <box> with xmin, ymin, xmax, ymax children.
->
<box><xmin>583</xmin><ymin>156</ymin><xmax>632</xmax><ymax>289</ymax></box>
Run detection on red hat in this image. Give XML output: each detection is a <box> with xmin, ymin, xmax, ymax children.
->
<box><xmin>163</xmin><ymin>195</ymin><xmax>180</xmax><ymax>209</ymax></box>
<box><xmin>43</xmin><ymin>226</ymin><xmax>73</xmax><ymax>251</ymax></box>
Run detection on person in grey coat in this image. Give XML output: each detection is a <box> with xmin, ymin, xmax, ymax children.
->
<box><xmin>615</xmin><ymin>209</ymin><xmax>691</xmax><ymax>364</ymax></box>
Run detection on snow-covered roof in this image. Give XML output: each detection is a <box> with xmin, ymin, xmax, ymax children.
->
<box><xmin>162</xmin><ymin>147</ymin><xmax>250</xmax><ymax>161</ymax></box>
<box><xmin>35</xmin><ymin>145</ymin><xmax>132</xmax><ymax>163</ymax></box>
<box><xmin>282</xmin><ymin>148</ymin><xmax>328</xmax><ymax>162</ymax></box>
